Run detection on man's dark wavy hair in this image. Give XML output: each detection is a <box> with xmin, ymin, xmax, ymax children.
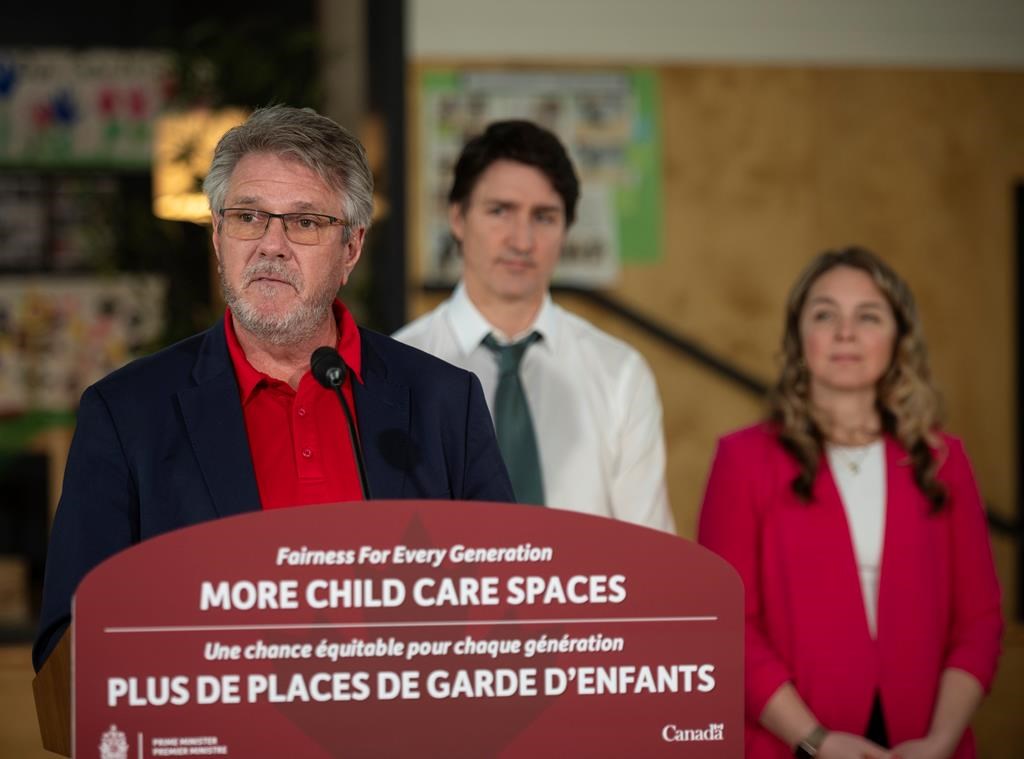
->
<box><xmin>448</xmin><ymin>120</ymin><xmax>580</xmax><ymax>226</ymax></box>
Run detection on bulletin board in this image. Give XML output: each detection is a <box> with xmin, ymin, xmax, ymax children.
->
<box><xmin>415</xmin><ymin>67</ymin><xmax>664</xmax><ymax>287</ymax></box>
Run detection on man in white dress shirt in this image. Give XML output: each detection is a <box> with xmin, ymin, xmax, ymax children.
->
<box><xmin>395</xmin><ymin>120</ymin><xmax>674</xmax><ymax>532</ymax></box>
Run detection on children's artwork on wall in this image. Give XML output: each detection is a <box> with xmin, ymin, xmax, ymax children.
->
<box><xmin>0</xmin><ymin>49</ymin><xmax>173</xmax><ymax>168</ymax></box>
<box><xmin>0</xmin><ymin>276</ymin><xmax>167</xmax><ymax>412</ymax></box>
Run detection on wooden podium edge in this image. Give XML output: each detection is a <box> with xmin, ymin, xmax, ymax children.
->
<box><xmin>32</xmin><ymin>626</ymin><xmax>71</xmax><ymax>757</ymax></box>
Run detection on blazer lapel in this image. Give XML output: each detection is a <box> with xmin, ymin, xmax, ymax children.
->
<box><xmin>354</xmin><ymin>330</ymin><xmax>410</xmax><ymax>499</ymax></box>
<box><xmin>814</xmin><ymin>457</ymin><xmax>877</xmax><ymax>644</ymax></box>
<box><xmin>177</xmin><ymin>320</ymin><xmax>262</xmax><ymax>518</ymax></box>
<box><xmin>875</xmin><ymin>437</ymin><xmax>917</xmax><ymax>640</ymax></box>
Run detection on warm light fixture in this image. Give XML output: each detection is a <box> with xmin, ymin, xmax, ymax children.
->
<box><xmin>360</xmin><ymin>112</ymin><xmax>390</xmax><ymax>222</ymax></box>
<box><xmin>152</xmin><ymin>107</ymin><xmax>248</xmax><ymax>224</ymax></box>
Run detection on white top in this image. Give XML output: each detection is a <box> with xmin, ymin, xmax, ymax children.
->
<box><xmin>827</xmin><ymin>440</ymin><xmax>886</xmax><ymax>638</ymax></box>
<box><xmin>394</xmin><ymin>282</ymin><xmax>675</xmax><ymax>533</ymax></box>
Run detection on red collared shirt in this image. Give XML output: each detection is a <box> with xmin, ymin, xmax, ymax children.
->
<box><xmin>224</xmin><ymin>300</ymin><xmax>364</xmax><ymax>510</ymax></box>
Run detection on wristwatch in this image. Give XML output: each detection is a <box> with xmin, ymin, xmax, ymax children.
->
<box><xmin>794</xmin><ymin>725</ymin><xmax>828</xmax><ymax>758</ymax></box>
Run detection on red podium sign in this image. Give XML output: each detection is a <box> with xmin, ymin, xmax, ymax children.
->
<box><xmin>74</xmin><ymin>501</ymin><xmax>742</xmax><ymax>757</ymax></box>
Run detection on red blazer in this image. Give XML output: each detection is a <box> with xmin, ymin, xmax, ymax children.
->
<box><xmin>697</xmin><ymin>423</ymin><xmax>1002</xmax><ymax>758</ymax></box>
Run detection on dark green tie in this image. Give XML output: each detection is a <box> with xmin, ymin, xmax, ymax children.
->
<box><xmin>482</xmin><ymin>332</ymin><xmax>545</xmax><ymax>506</ymax></box>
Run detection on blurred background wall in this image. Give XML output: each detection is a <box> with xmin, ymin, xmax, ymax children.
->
<box><xmin>1</xmin><ymin>1</ymin><xmax>1022</xmax><ymax>755</ymax></box>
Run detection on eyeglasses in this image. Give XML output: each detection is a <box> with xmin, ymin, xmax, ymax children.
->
<box><xmin>218</xmin><ymin>208</ymin><xmax>347</xmax><ymax>245</ymax></box>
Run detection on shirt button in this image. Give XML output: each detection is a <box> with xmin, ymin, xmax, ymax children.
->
<box><xmin>297</xmin><ymin>407</ymin><xmax>307</xmax><ymax>417</ymax></box>
<box><xmin>302</xmin><ymin>448</ymin><xmax>313</xmax><ymax>459</ymax></box>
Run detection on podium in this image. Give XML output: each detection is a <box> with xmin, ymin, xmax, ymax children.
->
<box><xmin>33</xmin><ymin>625</ymin><xmax>71</xmax><ymax>756</ymax></box>
<box><xmin>33</xmin><ymin>500</ymin><xmax>743</xmax><ymax>757</ymax></box>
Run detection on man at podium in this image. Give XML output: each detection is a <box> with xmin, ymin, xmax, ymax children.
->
<box><xmin>33</xmin><ymin>106</ymin><xmax>514</xmax><ymax>671</ymax></box>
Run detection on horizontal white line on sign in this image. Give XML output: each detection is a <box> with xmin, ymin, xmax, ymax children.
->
<box><xmin>104</xmin><ymin>615</ymin><xmax>719</xmax><ymax>634</ymax></box>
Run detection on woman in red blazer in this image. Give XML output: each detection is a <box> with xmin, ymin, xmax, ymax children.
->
<box><xmin>698</xmin><ymin>248</ymin><xmax>1002</xmax><ymax>759</ymax></box>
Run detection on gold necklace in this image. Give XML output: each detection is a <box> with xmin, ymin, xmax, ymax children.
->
<box><xmin>831</xmin><ymin>444</ymin><xmax>873</xmax><ymax>475</ymax></box>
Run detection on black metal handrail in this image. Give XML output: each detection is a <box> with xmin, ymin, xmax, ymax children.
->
<box><xmin>554</xmin><ymin>285</ymin><xmax>769</xmax><ymax>396</ymax></box>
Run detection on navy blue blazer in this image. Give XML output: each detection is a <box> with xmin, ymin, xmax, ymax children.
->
<box><xmin>33</xmin><ymin>319</ymin><xmax>514</xmax><ymax>670</ymax></box>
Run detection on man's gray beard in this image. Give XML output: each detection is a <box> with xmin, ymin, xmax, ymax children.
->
<box><xmin>220</xmin><ymin>261</ymin><xmax>339</xmax><ymax>346</ymax></box>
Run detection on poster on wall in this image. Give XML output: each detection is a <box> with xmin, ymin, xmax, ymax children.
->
<box><xmin>0</xmin><ymin>276</ymin><xmax>167</xmax><ymax>413</ymax></box>
<box><xmin>418</xmin><ymin>69</ymin><xmax>664</xmax><ymax>288</ymax></box>
<box><xmin>0</xmin><ymin>49</ymin><xmax>173</xmax><ymax>168</ymax></box>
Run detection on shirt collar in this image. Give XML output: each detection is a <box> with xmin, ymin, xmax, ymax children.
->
<box><xmin>224</xmin><ymin>299</ymin><xmax>363</xmax><ymax>403</ymax></box>
<box><xmin>447</xmin><ymin>280</ymin><xmax>557</xmax><ymax>353</ymax></box>
<box><xmin>334</xmin><ymin>299</ymin><xmax>363</xmax><ymax>383</ymax></box>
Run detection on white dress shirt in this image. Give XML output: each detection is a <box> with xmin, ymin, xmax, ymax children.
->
<box><xmin>827</xmin><ymin>440</ymin><xmax>886</xmax><ymax>638</ymax></box>
<box><xmin>394</xmin><ymin>282</ymin><xmax>675</xmax><ymax>533</ymax></box>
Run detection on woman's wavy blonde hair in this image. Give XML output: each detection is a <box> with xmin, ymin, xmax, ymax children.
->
<box><xmin>769</xmin><ymin>246</ymin><xmax>947</xmax><ymax>510</ymax></box>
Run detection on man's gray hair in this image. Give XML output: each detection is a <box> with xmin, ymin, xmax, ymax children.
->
<box><xmin>203</xmin><ymin>105</ymin><xmax>374</xmax><ymax>230</ymax></box>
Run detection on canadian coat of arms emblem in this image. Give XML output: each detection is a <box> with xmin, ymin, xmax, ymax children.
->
<box><xmin>99</xmin><ymin>724</ymin><xmax>129</xmax><ymax>759</ymax></box>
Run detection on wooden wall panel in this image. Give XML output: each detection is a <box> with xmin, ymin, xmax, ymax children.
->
<box><xmin>646</xmin><ymin>65</ymin><xmax>1024</xmax><ymax>597</ymax></box>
